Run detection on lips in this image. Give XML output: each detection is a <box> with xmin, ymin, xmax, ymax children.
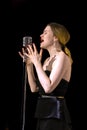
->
<box><xmin>40</xmin><ymin>37</ymin><xmax>44</xmax><ymax>42</ymax></box>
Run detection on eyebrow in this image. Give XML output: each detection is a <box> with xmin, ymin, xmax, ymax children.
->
<box><xmin>43</xmin><ymin>29</ymin><xmax>48</xmax><ymax>33</ymax></box>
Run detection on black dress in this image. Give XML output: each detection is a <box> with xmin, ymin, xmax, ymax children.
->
<box><xmin>35</xmin><ymin>70</ymin><xmax>72</xmax><ymax>130</ymax></box>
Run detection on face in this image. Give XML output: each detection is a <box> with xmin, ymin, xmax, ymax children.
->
<box><xmin>40</xmin><ymin>26</ymin><xmax>55</xmax><ymax>49</ymax></box>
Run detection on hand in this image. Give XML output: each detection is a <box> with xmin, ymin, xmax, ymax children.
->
<box><xmin>18</xmin><ymin>47</ymin><xmax>25</xmax><ymax>59</ymax></box>
<box><xmin>24</xmin><ymin>43</ymin><xmax>43</xmax><ymax>65</ymax></box>
<box><xmin>18</xmin><ymin>47</ymin><xmax>31</xmax><ymax>65</ymax></box>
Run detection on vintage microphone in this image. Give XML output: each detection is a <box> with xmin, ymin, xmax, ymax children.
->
<box><xmin>21</xmin><ymin>36</ymin><xmax>32</xmax><ymax>130</ymax></box>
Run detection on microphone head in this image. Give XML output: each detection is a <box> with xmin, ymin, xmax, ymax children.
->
<box><xmin>23</xmin><ymin>36</ymin><xmax>32</xmax><ymax>47</ymax></box>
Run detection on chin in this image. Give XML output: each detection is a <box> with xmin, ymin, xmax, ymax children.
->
<box><xmin>40</xmin><ymin>45</ymin><xmax>44</xmax><ymax>48</ymax></box>
<box><xmin>40</xmin><ymin>43</ymin><xmax>46</xmax><ymax>49</ymax></box>
<box><xmin>40</xmin><ymin>44</ymin><xmax>43</xmax><ymax>48</ymax></box>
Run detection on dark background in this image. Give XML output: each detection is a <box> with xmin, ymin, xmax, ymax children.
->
<box><xmin>1</xmin><ymin>0</ymin><xmax>85</xmax><ymax>130</ymax></box>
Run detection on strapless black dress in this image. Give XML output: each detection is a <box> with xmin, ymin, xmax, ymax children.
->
<box><xmin>35</xmin><ymin>71</ymin><xmax>72</xmax><ymax>130</ymax></box>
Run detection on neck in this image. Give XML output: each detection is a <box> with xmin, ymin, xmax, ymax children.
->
<box><xmin>47</xmin><ymin>46</ymin><xmax>61</xmax><ymax>57</ymax></box>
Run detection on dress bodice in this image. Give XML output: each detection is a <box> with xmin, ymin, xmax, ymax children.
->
<box><xmin>36</xmin><ymin>70</ymin><xmax>69</xmax><ymax>96</ymax></box>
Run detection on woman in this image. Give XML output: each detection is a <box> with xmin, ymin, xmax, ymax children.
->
<box><xmin>19</xmin><ymin>22</ymin><xmax>73</xmax><ymax>130</ymax></box>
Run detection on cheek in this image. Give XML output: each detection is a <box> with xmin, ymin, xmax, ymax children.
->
<box><xmin>48</xmin><ymin>38</ymin><xmax>53</xmax><ymax>45</ymax></box>
<box><xmin>48</xmin><ymin>35</ymin><xmax>54</xmax><ymax>42</ymax></box>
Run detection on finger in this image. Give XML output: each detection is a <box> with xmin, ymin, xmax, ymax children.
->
<box><xmin>26</xmin><ymin>47</ymin><xmax>30</xmax><ymax>54</ymax></box>
<box><xmin>27</xmin><ymin>45</ymin><xmax>33</xmax><ymax>54</ymax></box>
<box><xmin>18</xmin><ymin>51</ymin><xmax>24</xmax><ymax>58</ymax></box>
<box><xmin>39</xmin><ymin>49</ymin><xmax>43</xmax><ymax>57</ymax></box>
<box><xmin>33</xmin><ymin>43</ymin><xmax>38</xmax><ymax>53</ymax></box>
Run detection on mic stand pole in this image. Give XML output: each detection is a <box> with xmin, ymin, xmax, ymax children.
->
<box><xmin>21</xmin><ymin>60</ymin><xmax>27</xmax><ymax>130</ymax></box>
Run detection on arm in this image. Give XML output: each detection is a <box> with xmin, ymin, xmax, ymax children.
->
<box><xmin>34</xmin><ymin>53</ymin><xmax>66</xmax><ymax>93</ymax></box>
<box><xmin>25</xmin><ymin>44</ymin><xmax>66</xmax><ymax>93</ymax></box>
<box><xmin>18</xmin><ymin>47</ymin><xmax>38</xmax><ymax>92</ymax></box>
<box><xmin>26</xmin><ymin>63</ymin><xmax>39</xmax><ymax>92</ymax></box>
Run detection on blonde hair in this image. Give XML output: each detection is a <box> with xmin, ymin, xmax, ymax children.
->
<box><xmin>48</xmin><ymin>22</ymin><xmax>73</xmax><ymax>63</ymax></box>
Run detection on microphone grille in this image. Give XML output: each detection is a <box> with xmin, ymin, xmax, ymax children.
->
<box><xmin>23</xmin><ymin>36</ymin><xmax>32</xmax><ymax>47</ymax></box>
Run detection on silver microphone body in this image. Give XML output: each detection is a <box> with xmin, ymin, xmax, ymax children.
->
<box><xmin>22</xmin><ymin>36</ymin><xmax>32</xmax><ymax>61</ymax></box>
<box><xmin>23</xmin><ymin>36</ymin><xmax>32</xmax><ymax>47</ymax></box>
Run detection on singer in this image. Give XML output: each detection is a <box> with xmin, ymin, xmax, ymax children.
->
<box><xmin>19</xmin><ymin>22</ymin><xmax>73</xmax><ymax>130</ymax></box>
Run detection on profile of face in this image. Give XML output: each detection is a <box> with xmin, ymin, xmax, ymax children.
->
<box><xmin>40</xmin><ymin>26</ymin><xmax>55</xmax><ymax>49</ymax></box>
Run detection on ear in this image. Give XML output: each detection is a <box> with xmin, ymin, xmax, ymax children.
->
<box><xmin>54</xmin><ymin>36</ymin><xmax>58</xmax><ymax>42</ymax></box>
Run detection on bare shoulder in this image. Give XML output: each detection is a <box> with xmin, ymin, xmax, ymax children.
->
<box><xmin>53</xmin><ymin>51</ymin><xmax>66</xmax><ymax>64</ymax></box>
<box><xmin>53</xmin><ymin>51</ymin><xmax>72</xmax><ymax>81</ymax></box>
<box><xmin>55</xmin><ymin>51</ymin><xmax>71</xmax><ymax>64</ymax></box>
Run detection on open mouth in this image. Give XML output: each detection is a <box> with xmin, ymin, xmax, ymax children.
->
<box><xmin>40</xmin><ymin>38</ymin><xmax>44</xmax><ymax>43</ymax></box>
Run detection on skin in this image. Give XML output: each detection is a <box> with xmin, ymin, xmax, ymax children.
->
<box><xmin>19</xmin><ymin>25</ymin><xmax>72</xmax><ymax>93</ymax></box>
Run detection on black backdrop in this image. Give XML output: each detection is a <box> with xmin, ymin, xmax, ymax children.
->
<box><xmin>1</xmin><ymin>0</ymin><xmax>85</xmax><ymax>130</ymax></box>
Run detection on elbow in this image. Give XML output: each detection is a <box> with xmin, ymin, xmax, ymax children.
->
<box><xmin>44</xmin><ymin>86</ymin><xmax>52</xmax><ymax>93</ymax></box>
<box><xmin>31</xmin><ymin>89</ymin><xmax>36</xmax><ymax>93</ymax></box>
<box><xmin>30</xmin><ymin>87</ymin><xmax>39</xmax><ymax>93</ymax></box>
<box><xmin>43</xmin><ymin>82</ymin><xmax>55</xmax><ymax>93</ymax></box>
<box><xmin>43</xmin><ymin>81</ymin><xmax>53</xmax><ymax>93</ymax></box>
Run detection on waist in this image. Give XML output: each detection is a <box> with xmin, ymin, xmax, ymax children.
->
<box><xmin>41</xmin><ymin>95</ymin><xmax>64</xmax><ymax>99</ymax></box>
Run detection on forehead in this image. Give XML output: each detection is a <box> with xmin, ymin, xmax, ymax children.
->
<box><xmin>44</xmin><ymin>26</ymin><xmax>51</xmax><ymax>32</ymax></box>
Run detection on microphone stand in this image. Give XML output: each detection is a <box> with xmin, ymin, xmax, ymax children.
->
<box><xmin>20</xmin><ymin>36</ymin><xmax>32</xmax><ymax>130</ymax></box>
<box><xmin>21</xmin><ymin>60</ymin><xmax>27</xmax><ymax>130</ymax></box>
